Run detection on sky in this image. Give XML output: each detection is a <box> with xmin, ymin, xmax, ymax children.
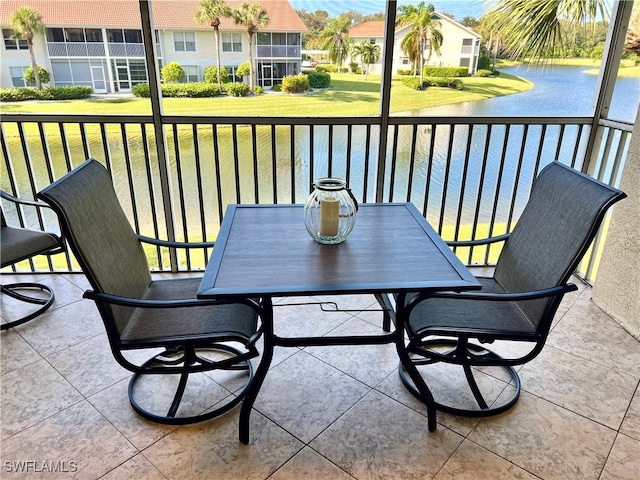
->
<box><xmin>287</xmin><ymin>0</ymin><xmax>489</xmax><ymax>20</ymax></box>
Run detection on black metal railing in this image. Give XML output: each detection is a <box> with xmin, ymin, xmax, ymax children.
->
<box><xmin>1</xmin><ymin>113</ymin><xmax>631</xmax><ymax>281</ymax></box>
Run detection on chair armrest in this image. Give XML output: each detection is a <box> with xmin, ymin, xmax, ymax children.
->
<box><xmin>1</xmin><ymin>190</ymin><xmax>54</xmax><ymax>210</ymax></box>
<box><xmin>404</xmin><ymin>283</ymin><xmax>578</xmax><ymax>309</ymax></box>
<box><xmin>137</xmin><ymin>234</ymin><xmax>214</xmax><ymax>249</ymax></box>
<box><xmin>446</xmin><ymin>233</ymin><xmax>510</xmax><ymax>247</ymax></box>
<box><xmin>84</xmin><ymin>290</ymin><xmax>259</xmax><ymax>310</ymax></box>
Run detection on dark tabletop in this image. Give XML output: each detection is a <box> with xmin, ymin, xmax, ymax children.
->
<box><xmin>197</xmin><ymin>203</ymin><xmax>480</xmax><ymax>298</ymax></box>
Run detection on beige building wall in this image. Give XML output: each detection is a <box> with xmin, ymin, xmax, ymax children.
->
<box><xmin>592</xmin><ymin>103</ymin><xmax>640</xmax><ymax>340</ymax></box>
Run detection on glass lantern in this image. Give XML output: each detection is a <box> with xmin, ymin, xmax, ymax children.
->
<box><xmin>304</xmin><ymin>177</ymin><xmax>358</xmax><ymax>244</ymax></box>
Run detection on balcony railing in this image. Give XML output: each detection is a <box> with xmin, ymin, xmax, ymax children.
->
<box><xmin>1</xmin><ymin>113</ymin><xmax>631</xmax><ymax>282</ymax></box>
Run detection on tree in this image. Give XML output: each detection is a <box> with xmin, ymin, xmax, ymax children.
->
<box><xmin>24</xmin><ymin>65</ymin><xmax>50</xmax><ymax>86</ymax></box>
<box><xmin>195</xmin><ymin>0</ymin><xmax>232</xmax><ymax>93</ymax></box>
<box><xmin>161</xmin><ymin>62</ymin><xmax>186</xmax><ymax>83</ymax></box>
<box><xmin>232</xmin><ymin>2</ymin><xmax>269</xmax><ymax>92</ymax></box>
<box><xmin>296</xmin><ymin>9</ymin><xmax>329</xmax><ymax>48</ymax></box>
<box><xmin>397</xmin><ymin>2</ymin><xmax>443</xmax><ymax>88</ymax></box>
<box><xmin>10</xmin><ymin>7</ymin><xmax>45</xmax><ymax>89</ymax></box>
<box><xmin>351</xmin><ymin>41</ymin><xmax>380</xmax><ymax>80</ymax></box>
<box><xmin>483</xmin><ymin>0</ymin><xmax>609</xmax><ymax>63</ymax></box>
<box><xmin>321</xmin><ymin>16</ymin><xmax>352</xmax><ymax>73</ymax></box>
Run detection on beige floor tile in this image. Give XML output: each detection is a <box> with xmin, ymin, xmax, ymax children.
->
<box><xmin>1</xmin><ymin>400</ymin><xmax>137</xmax><ymax>480</ymax></box>
<box><xmin>0</xmin><ymin>273</ymin><xmax>85</xmax><ymax>319</ymax></box>
<box><xmin>548</xmin><ymin>296</ymin><xmax>640</xmax><ymax>379</ymax></box>
<box><xmin>0</xmin><ymin>329</ymin><xmax>41</xmax><ymax>375</ymax></box>
<box><xmin>599</xmin><ymin>434</ymin><xmax>640</xmax><ymax>480</ymax></box>
<box><xmin>143</xmin><ymin>410</ymin><xmax>303</xmax><ymax>480</ymax></box>
<box><xmin>304</xmin><ymin>316</ymin><xmax>399</xmax><ymax>387</ymax></box>
<box><xmin>1</xmin><ymin>358</ymin><xmax>83</xmax><ymax>439</ymax></box>
<box><xmin>271</xmin><ymin>298</ymin><xmax>351</xmax><ymax>339</ymax></box>
<box><xmin>100</xmin><ymin>453</ymin><xmax>168</xmax><ymax>480</ymax></box>
<box><xmin>254</xmin><ymin>350</ymin><xmax>369</xmax><ymax>443</ymax></box>
<box><xmin>88</xmin><ymin>377</ymin><xmax>179</xmax><ymax>450</ymax></box>
<box><xmin>311</xmin><ymin>390</ymin><xmax>464</xmax><ymax>480</ymax></box>
<box><xmin>620</xmin><ymin>384</ymin><xmax>640</xmax><ymax>441</ymax></box>
<box><xmin>518</xmin><ymin>345</ymin><xmax>638</xmax><ymax>429</ymax></box>
<box><xmin>46</xmin><ymin>334</ymin><xmax>131</xmax><ymax>397</ymax></box>
<box><xmin>469</xmin><ymin>390</ymin><xmax>616</xmax><ymax>480</ymax></box>
<box><xmin>12</xmin><ymin>298</ymin><xmax>104</xmax><ymax>357</ymax></box>
<box><xmin>268</xmin><ymin>447</ymin><xmax>353</xmax><ymax>480</ymax></box>
<box><xmin>375</xmin><ymin>365</ymin><xmax>483</xmax><ymax>437</ymax></box>
<box><xmin>434</xmin><ymin>440</ymin><xmax>538</xmax><ymax>479</ymax></box>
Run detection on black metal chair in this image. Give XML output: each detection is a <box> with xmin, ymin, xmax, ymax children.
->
<box><xmin>395</xmin><ymin>162</ymin><xmax>626</xmax><ymax>430</ymax></box>
<box><xmin>38</xmin><ymin>159</ymin><xmax>265</xmax><ymax>425</ymax></box>
<box><xmin>1</xmin><ymin>191</ymin><xmax>65</xmax><ymax>330</ymax></box>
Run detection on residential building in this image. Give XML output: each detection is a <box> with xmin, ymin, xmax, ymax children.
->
<box><xmin>348</xmin><ymin>13</ymin><xmax>481</xmax><ymax>75</ymax></box>
<box><xmin>0</xmin><ymin>0</ymin><xmax>307</xmax><ymax>92</ymax></box>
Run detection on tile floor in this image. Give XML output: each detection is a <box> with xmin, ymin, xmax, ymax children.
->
<box><xmin>1</xmin><ymin>270</ymin><xmax>639</xmax><ymax>480</ymax></box>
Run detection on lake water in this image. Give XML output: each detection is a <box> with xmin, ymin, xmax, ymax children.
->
<box><xmin>419</xmin><ymin>65</ymin><xmax>639</xmax><ymax>121</ymax></box>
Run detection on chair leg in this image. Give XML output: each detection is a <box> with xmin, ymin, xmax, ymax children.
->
<box><xmin>127</xmin><ymin>344</ymin><xmax>254</xmax><ymax>425</ymax></box>
<box><xmin>374</xmin><ymin>293</ymin><xmax>395</xmax><ymax>332</ymax></box>
<box><xmin>1</xmin><ymin>283</ymin><xmax>55</xmax><ymax>330</ymax></box>
<box><xmin>399</xmin><ymin>339</ymin><xmax>522</xmax><ymax>418</ymax></box>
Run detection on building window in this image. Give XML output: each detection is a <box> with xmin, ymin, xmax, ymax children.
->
<box><xmin>222</xmin><ymin>33</ymin><xmax>242</xmax><ymax>52</ymax></box>
<box><xmin>226</xmin><ymin>65</ymin><xmax>243</xmax><ymax>82</ymax></box>
<box><xmin>46</xmin><ymin>28</ymin><xmax>65</xmax><ymax>42</ymax></box>
<box><xmin>65</xmin><ymin>28</ymin><xmax>85</xmax><ymax>42</ymax></box>
<box><xmin>9</xmin><ymin>66</ymin><xmax>31</xmax><ymax>86</ymax></box>
<box><xmin>401</xmin><ymin>57</ymin><xmax>410</xmax><ymax>65</ymax></box>
<box><xmin>107</xmin><ymin>29</ymin><xmax>143</xmax><ymax>44</ymax></box>
<box><xmin>129</xmin><ymin>60</ymin><xmax>147</xmax><ymax>83</ymax></box>
<box><xmin>85</xmin><ymin>29</ymin><xmax>103</xmax><ymax>43</ymax></box>
<box><xmin>369</xmin><ymin>38</ymin><xmax>376</xmax><ymax>45</ymax></box>
<box><xmin>3</xmin><ymin>29</ymin><xmax>28</xmax><ymax>50</ymax></box>
<box><xmin>461</xmin><ymin>38</ymin><xmax>473</xmax><ymax>54</ymax></box>
<box><xmin>182</xmin><ymin>65</ymin><xmax>199</xmax><ymax>82</ymax></box>
<box><xmin>174</xmin><ymin>32</ymin><xmax>196</xmax><ymax>52</ymax></box>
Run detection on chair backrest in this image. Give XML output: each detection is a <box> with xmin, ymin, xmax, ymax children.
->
<box><xmin>494</xmin><ymin>162</ymin><xmax>626</xmax><ymax>330</ymax></box>
<box><xmin>38</xmin><ymin>159</ymin><xmax>151</xmax><ymax>335</ymax></box>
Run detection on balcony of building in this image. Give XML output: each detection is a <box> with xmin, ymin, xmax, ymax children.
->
<box><xmin>1</xmin><ymin>1</ymin><xmax>639</xmax><ymax>479</ymax></box>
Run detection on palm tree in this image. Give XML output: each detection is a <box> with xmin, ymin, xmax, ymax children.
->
<box><xmin>195</xmin><ymin>0</ymin><xmax>231</xmax><ymax>93</ymax></box>
<box><xmin>352</xmin><ymin>41</ymin><xmax>381</xmax><ymax>80</ymax></box>
<box><xmin>232</xmin><ymin>2</ymin><xmax>269</xmax><ymax>91</ymax></box>
<box><xmin>484</xmin><ymin>0</ymin><xmax>609</xmax><ymax>62</ymax></box>
<box><xmin>396</xmin><ymin>2</ymin><xmax>443</xmax><ymax>89</ymax></box>
<box><xmin>320</xmin><ymin>16</ymin><xmax>352</xmax><ymax>73</ymax></box>
<box><xmin>10</xmin><ymin>7</ymin><xmax>45</xmax><ymax>89</ymax></box>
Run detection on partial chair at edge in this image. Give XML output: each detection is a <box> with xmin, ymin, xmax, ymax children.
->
<box><xmin>394</xmin><ymin>161</ymin><xmax>626</xmax><ymax>426</ymax></box>
<box><xmin>1</xmin><ymin>190</ymin><xmax>65</xmax><ymax>330</ymax></box>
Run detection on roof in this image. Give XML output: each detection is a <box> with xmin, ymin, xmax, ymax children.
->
<box><xmin>0</xmin><ymin>0</ymin><xmax>307</xmax><ymax>32</ymax></box>
<box><xmin>349</xmin><ymin>13</ymin><xmax>480</xmax><ymax>39</ymax></box>
<box><xmin>348</xmin><ymin>21</ymin><xmax>386</xmax><ymax>38</ymax></box>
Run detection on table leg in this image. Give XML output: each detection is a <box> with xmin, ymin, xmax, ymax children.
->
<box><xmin>239</xmin><ymin>296</ymin><xmax>274</xmax><ymax>444</ymax></box>
<box><xmin>394</xmin><ymin>294</ymin><xmax>437</xmax><ymax>431</ymax></box>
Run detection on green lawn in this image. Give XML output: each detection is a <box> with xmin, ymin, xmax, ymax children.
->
<box><xmin>0</xmin><ymin>72</ymin><xmax>533</xmax><ymax>116</ymax></box>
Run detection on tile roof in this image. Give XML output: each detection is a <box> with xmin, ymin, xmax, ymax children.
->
<box><xmin>348</xmin><ymin>21</ymin><xmax>386</xmax><ymax>38</ymax></box>
<box><xmin>0</xmin><ymin>0</ymin><xmax>306</xmax><ymax>32</ymax></box>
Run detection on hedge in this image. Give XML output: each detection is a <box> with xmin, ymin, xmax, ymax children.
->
<box><xmin>282</xmin><ymin>73</ymin><xmax>309</xmax><ymax>93</ymax></box>
<box><xmin>132</xmin><ymin>82</ymin><xmax>221</xmax><ymax>98</ymax></box>
<box><xmin>224</xmin><ymin>82</ymin><xmax>250</xmax><ymax>97</ymax></box>
<box><xmin>476</xmin><ymin>69</ymin><xmax>493</xmax><ymax>77</ymax></box>
<box><xmin>401</xmin><ymin>77</ymin><xmax>464</xmax><ymax>91</ymax></box>
<box><xmin>304</xmin><ymin>71</ymin><xmax>331</xmax><ymax>89</ymax></box>
<box><xmin>423</xmin><ymin>66</ymin><xmax>469</xmax><ymax>77</ymax></box>
<box><xmin>0</xmin><ymin>85</ymin><xmax>92</xmax><ymax>102</ymax></box>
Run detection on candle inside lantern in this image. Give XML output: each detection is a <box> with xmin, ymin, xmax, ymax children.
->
<box><xmin>319</xmin><ymin>196</ymin><xmax>339</xmax><ymax>236</ymax></box>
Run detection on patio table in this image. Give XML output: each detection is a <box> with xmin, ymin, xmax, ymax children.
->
<box><xmin>197</xmin><ymin>202</ymin><xmax>480</xmax><ymax>443</ymax></box>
